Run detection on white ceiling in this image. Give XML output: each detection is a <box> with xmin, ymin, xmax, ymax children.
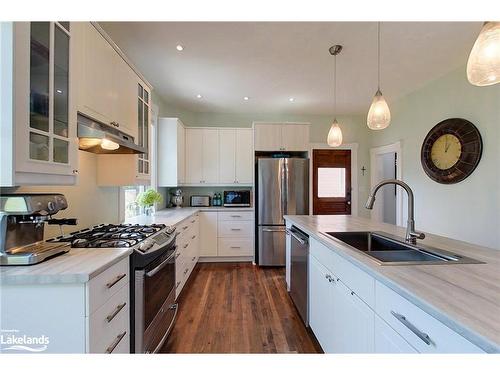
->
<box><xmin>100</xmin><ymin>22</ymin><xmax>482</xmax><ymax>115</ymax></box>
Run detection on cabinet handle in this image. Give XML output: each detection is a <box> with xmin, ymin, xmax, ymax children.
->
<box><xmin>176</xmin><ymin>281</ymin><xmax>181</xmax><ymax>288</ymax></box>
<box><xmin>72</xmin><ymin>169</ymin><xmax>79</xmax><ymax>174</ymax></box>
<box><xmin>184</xmin><ymin>268</ymin><xmax>189</xmax><ymax>275</ymax></box>
<box><xmin>191</xmin><ymin>235</ymin><xmax>196</xmax><ymax>239</ymax></box>
<box><xmin>106</xmin><ymin>273</ymin><xmax>126</xmax><ymax>289</ymax></box>
<box><xmin>191</xmin><ymin>220</ymin><xmax>196</xmax><ymax>223</ymax></box>
<box><xmin>183</xmin><ymin>243</ymin><xmax>189</xmax><ymax>249</ymax></box>
<box><xmin>325</xmin><ymin>274</ymin><xmax>333</xmax><ymax>282</ymax></box>
<box><xmin>105</xmin><ymin>331</ymin><xmax>126</xmax><ymax>353</ymax></box>
<box><xmin>192</xmin><ymin>256</ymin><xmax>196</xmax><ymax>261</ymax></box>
<box><xmin>182</xmin><ymin>226</ymin><xmax>189</xmax><ymax>230</ymax></box>
<box><xmin>230</xmin><ymin>246</ymin><xmax>241</xmax><ymax>249</ymax></box>
<box><xmin>106</xmin><ymin>302</ymin><xmax>127</xmax><ymax>323</ymax></box>
<box><xmin>391</xmin><ymin>311</ymin><xmax>431</xmax><ymax>345</ymax></box>
<box><xmin>175</xmin><ymin>252</ymin><xmax>180</xmax><ymax>259</ymax></box>
<box><xmin>230</xmin><ymin>215</ymin><xmax>241</xmax><ymax>218</ymax></box>
<box><xmin>231</xmin><ymin>228</ymin><xmax>241</xmax><ymax>231</ymax></box>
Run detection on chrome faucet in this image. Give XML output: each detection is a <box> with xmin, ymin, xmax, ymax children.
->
<box><xmin>365</xmin><ymin>179</ymin><xmax>425</xmax><ymax>244</ymax></box>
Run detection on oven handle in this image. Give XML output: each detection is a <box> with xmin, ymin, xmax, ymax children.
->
<box><xmin>145</xmin><ymin>247</ymin><xmax>177</xmax><ymax>278</ymax></box>
<box><xmin>149</xmin><ymin>303</ymin><xmax>179</xmax><ymax>354</ymax></box>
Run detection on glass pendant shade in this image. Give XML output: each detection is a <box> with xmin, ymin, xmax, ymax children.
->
<box><xmin>467</xmin><ymin>22</ymin><xmax>500</xmax><ymax>86</ymax></box>
<box><xmin>327</xmin><ymin>119</ymin><xmax>343</xmax><ymax>147</ymax></box>
<box><xmin>367</xmin><ymin>89</ymin><xmax>391</xmax><ymax>130</ymax></box>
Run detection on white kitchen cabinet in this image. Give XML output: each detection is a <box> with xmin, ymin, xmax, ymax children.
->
<box><xmin>157</xmin><ymin>118</ymin><xmax>185</xmax><ymax>186</ymax></box>
<box><xmin>185</xmin><ymin>128</ymin><xmax>204</xmax><ymax>184</ymax></box>
<box><xmin>199</xmin><ymin>212</ymin><xmax>218</xmax><ymax>256</ymax></box>
<box><xmin>185</xmin><ymin>128</ymin><xmax>219</xmax><ymax>184</ymax></box>
<box><xmin>175</xmin><ymin>213</ymin><xmax>200</xmax><ymax>299</ymax></box>
<box><xmin>218</xmin><ymin>129</ymin><xmax>237</xmax><ymax>184</ymax></box>
<box><xmin>374</xmin><ymin>315</ymin><xmax>418</xmax><ymax>353</ymax></box>
<box><xmin>309</xmin><ymin>254</ymin><xmax>335</xmax><ymax>353</ymax></box>
<box><xmin>235</xmin><ymin>128</ymin><xmax>253</xmax><ymax>184</ymax></box>
<box><xmin>254</xmin><ymin>123</ymin><xmax>310</xmax><ymax>152</ymax></box>
<box><xmin>1</xmin><ymin>22</ymin><xmax>79</xmax><ymax>186</ymax></box>
<box><xmin>0</xmin><ymin>257</ymin><xmax>130</xmax><ymax>353</ymax></box>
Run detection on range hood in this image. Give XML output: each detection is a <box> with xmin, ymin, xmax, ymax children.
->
<box><xmin>77</xmin><ymin>113</ymin><xmax>147</xmax><ymax>154</ymax></box>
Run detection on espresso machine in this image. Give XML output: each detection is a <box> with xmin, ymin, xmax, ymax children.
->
<box><xmin>0</xmin><ymin>193</ymin><xmax>77</xmax><ymax>266</ymax></box>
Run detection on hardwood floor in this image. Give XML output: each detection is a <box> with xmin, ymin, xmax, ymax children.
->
<box><xmin>161</xmin><ymin>263</ymin><xmax>322</xmax><ymax>353</ymax></box>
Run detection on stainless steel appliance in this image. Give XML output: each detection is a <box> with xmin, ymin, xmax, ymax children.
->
<box><xmin>50</xmin><ymin>222</ymin><xmax>178</xmax><ymax>353</ymax></box>
<box><xmin>223</xmin><ymin>190</ymin><xmax>251</xmax><ymax>207</ymax></box>
<box><xmin>77</xmin><ymin>113</ymin><xmax>147</xmax><ymax>154</ymax></box>
<box><xmin>190</xmin><ymin>195</ymin><xmax>210</xmax><ymax>207</ymax></box>
<box><xmin>287</xmin><ymin>226</ymin><xmax>309</xmax><ymax>325</ymax></box>
<box><xmin>171</xmin><ymin>189</ymin><xmax>183</xmax><ymax>208</ymax></box>
<box><xmin>256</xmin><ymin>157</ymin><xmax>309</xmax><ymax>266</ymax></box>
<box><xmin>0</xmin><ymin>193</ymin><xmax>76</xmax><ymax>265</ymax></box>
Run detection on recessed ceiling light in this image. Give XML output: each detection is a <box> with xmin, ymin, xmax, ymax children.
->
<box><xmin>289</xmin><ymin>97</ymin><xmax>295</xmax><ymax>102</ymax></box>
<box><xmin>243</xmin><ymin>96</ymin><xmax>249</xmax><ymax>101</ymax></box>
<box><xmin>176</xmin><ymin>44</ymin><xmax>184</xmax><ymax>51</ymax></box>
<box><xmin>196</xmin><ymin>94</ymin><xmax>202</xmax><ymax>99</ymax></box>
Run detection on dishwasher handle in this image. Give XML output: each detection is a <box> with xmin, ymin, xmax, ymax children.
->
<box><xmin>286</xmin><ymin>228</ymin><xmax>309</xmax><ymax>245</ymax></box>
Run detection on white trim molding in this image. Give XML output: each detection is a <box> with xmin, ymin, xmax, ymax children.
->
<box><xmin>369</xmin><ymin>141</ymin><xmax>404</xmax><ymax>226</ymax></box>
<box><xmin>309</xmin><ymin>142</ymin><xmax>359</xmax><ymax>217</ymax></box>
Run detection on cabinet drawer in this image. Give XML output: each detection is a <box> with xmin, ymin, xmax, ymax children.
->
<box><xmin>375</xmin><ymin>281</ymin><xmax>484</xmax><ymax>353</ymax></box>
<box><xmin>218</xmin><ymin>211</ymin><xmax>253</xmax><ymax>221</ymax></box>
<box><xmin>88</xmin><ymin>283</ymin><xmax>129</xmax><ymax>353</ymax></box>
<box><xmin>218</xmin><ymin>238</ymin><xmax>253</xmax><ymax>256</ymax></box>
<box><xmin>374</xmin><ymin>315</ymin><xmax>418</xmax><ymax>353</ymax></box>
<box><xmin>310</xmin><ymin>239</ymin><xmax>374</xmax><ymax>307</ymax></box>
<box><xmin>87</xmin><ymin>257</ymin><xmax>129</xmax><ymax>315</ymax></box>
<box><xmin>218</xmin><ymin>221</ymin><xmax>253</xmax><ymax>237</ymax></box>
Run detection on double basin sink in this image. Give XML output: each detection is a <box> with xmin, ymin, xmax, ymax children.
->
<box><xmin>323</xmin><ymin>231</ymin><xmax>483</xmax><ymax>265</ymax></box>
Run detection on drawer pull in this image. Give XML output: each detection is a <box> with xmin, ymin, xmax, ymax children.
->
<box><xmin>230</xmin><ymin>215</ymin><xmax>241</xmax><ymax>218</ymax></box>
<box><xmin>230</xmin><ymin>246</ymin><xmax>241</xmax><ymax>249</ymax></box>
<box><xmin>106</xmin><ymin>302</ymin><xmax>127</xmax><ymax>323</ymax></box>
<box><xmin>391</xmin><ymin>311</ymin><xmax>431</xmax><ymax>345</ymax></box>
<box><xmin>176</xmin><ymin>281</ymin><xmax>181</xmax><ymax>288</ymax></box>
<box><xmin>231</xmin><ymin>228</ymin><xmax>241</xmax><ymax>231</ymax></box>
<box><xmin>182</xmin><ymin>226</ymin><xmax>189</xmax><ymax>230</ymax></box>
<box><xmin>191</xmin><ymin>235</ymin><xmax>196</xmax><ymax>239</ymax></box>
<box><xmin>192</xmin><ymin>256</ymin><xmax>196</xmax><ymax>261</ymax></box>
<box><xmin>325</xmin><ymin>274</ymin><xmax>333</xmax><ymax>282</ymax></box>
<box><xmin>105</xmin><ymin>331</ymin><xmax>126</xmax><ymax>353</ymax></box>
<box><xmin>183</xmin><ymin>243</ymin><xmax>189</xmax><ymax>249</ymax></box>
<box><xmin>184</xmin><ymin>268</ymin><xmax>189</xmax><ymax>275</ymax></box>
<box><xmin>106</xmin><ymin>273</ymin><xmax>126</xmax><ymax>289</ymax></box>
<box><xmin>175</xmin><ymin>252</ymin><xmax>181</xmax><ymax>259</ymax></box>
<box><xmin>191</xmin><ymin>220</ymin><xmax>196</xmax><ymax>223</ymax></box>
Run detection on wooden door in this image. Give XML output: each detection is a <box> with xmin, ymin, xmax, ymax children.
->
<box><xmin>235</xmin><ymin>128</ymin><xmax>253</xmax><ymax>184</ymax></box>
<box><xmin>218</xmin><ymin>129</ymin><xmax>236</xmax><ymax>183</ymax></box>
<box><xmin>312</xmin><ymin>149</ymin><xmax>351</xmax><ymax>215</ymax></box>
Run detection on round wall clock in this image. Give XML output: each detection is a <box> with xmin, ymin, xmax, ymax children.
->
<box><xmin>421</xmin><ymin>118</ymin><xmax>482</xmax><ymax>184</ymax></box>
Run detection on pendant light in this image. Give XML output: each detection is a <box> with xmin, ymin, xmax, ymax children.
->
<box><xmin>327</xmin><ymin>45</ymin><xmax>343</xmax><ymax>147</ymax></box>
<box><xmin>467</xmin><ymin>22</ymin><xmax>500</xmax><ymax>86</ymax></box>
<box><xmin>367</xmin><ymin>22</ymin><xmax>391</xmax><ymax>130</ymax></box>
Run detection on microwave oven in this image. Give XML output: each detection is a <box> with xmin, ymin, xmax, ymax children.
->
<box><xmin>223</xmin><ymin>190</ymin><xmax>251</xmax><ymax>207</ymax></box>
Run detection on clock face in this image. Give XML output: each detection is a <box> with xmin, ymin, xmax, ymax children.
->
<box><xmin>421</xmin><ymin>118</ymin><xmax>482</xmax><ymax>184</ymax></box>
<box><xmin>430</xmin><ymin>134</ymin><xmax>462</xmax><ymax>170</ymax></box>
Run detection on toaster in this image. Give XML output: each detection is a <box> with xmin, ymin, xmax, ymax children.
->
<box><xmin>190</xmin><ymin>195</ymin><xmax>210</xmax><ymax>207</ymax></box>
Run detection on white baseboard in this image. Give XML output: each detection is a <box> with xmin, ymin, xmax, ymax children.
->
<box><xmin>198</xmin><ymin>256</ymin><xmax>254</xmax><ymax>263</ymax></box>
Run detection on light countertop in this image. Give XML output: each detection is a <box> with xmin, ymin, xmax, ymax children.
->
<box><xmin>284</xmin><ymin>214</ymin><xmax>500</xmax><ymax>353</ymax></box>
<box><xmin>125</xmin><ymin>206</ymin><xmax>254</xmax><ymax>226</ymax></box>
<box><xmin>0</xmin><ymin>248</ymin><xmax>132</xmax><ymax>286</ymax></box>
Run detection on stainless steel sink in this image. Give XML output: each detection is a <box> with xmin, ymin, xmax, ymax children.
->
<box><xmin>323</xmin><ymin>231</ymin><xmax>483</xmax><ymax>265</ymax></box>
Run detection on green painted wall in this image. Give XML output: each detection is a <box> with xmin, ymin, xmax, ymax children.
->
<box><xmin>369</xmin><ymin>65</ymin><xmax>500</xmax><ymax>248</ymax></box>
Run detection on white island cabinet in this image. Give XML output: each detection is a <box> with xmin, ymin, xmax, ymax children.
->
<box><xmin>0</xmin><ymin>254</ymin><xmax>131</xmax><ymax>353</ymax></box>
<box><xmin>303</xmin><ymin>235</ymin><xmax>487</xmax><ymax>354</ymax></box>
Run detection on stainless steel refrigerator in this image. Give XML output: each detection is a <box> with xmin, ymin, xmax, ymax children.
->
<box><xmin>256</xmin><ymin>157</ymin><xmax>309</xmax><ymax>266</ymax></box>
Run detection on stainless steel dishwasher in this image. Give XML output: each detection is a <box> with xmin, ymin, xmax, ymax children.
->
<box><xmin>287</xmin><ymin>226</ymin><xmax>309</xmax><ymax>325</ymax></box>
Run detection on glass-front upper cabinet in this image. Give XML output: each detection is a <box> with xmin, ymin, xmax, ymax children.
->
<box><xmin>137</xmin><ymin>83</ymin><xmax>150</xmax><ymax>176</ymax></box>
<box><xmin>2</xmin><ymin>22</ymin><xmax>78</xmax><ymax>186</ymax></box>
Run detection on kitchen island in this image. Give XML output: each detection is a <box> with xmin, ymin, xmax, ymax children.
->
<box><xmin>284</xmin><ymin>214</ymin><xmax>500</xmax><ymax>353</ymax></box>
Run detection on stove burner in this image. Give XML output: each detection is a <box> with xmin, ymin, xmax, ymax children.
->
<box><xmin>50</xmin><ymin>223</ymin><xmax>167</xmax><ymax>248</ymax></box>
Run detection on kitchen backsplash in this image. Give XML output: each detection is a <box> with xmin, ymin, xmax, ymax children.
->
<box><xmin>161</xmin><ymin>186</ymin><xmax>253</xmax><ymax>208</ymax></box>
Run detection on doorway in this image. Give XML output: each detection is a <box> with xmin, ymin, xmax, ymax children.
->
<box><xmin>370</xmin><ymin>141</ymin><xmax>403</xmax><ymax>226</ymax></box>
<box><xmin>312</xmin><ymin>149</ymin><xmax>351</xmax><ymax>215</ymax></box>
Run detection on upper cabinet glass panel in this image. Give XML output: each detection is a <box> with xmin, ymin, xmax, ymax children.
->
<box><xmin>54</xmin><ymin>25</ymin><xmax>69</xmax><ymax>138</ymax></box>
<box><xmin>30</xmin><ymin>22</ymin><xmax>50</xmax><ymax>133</ymax></box>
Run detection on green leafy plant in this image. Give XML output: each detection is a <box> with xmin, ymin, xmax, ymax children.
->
<box><xmin>136</xmin><ymin>188</ymin><xmax>163</xmax><ymax>208</ymax></box>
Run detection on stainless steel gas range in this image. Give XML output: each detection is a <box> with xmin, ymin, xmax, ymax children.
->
<box><xmin>50</xmin><ymin>223</ymin><xmax>178</xmax><ymax>353</ymax></box>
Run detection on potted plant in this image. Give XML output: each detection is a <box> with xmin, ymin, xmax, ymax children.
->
<box><xmin>136</xmin><ymin>188</ymin><xmax>163</xmax><ymax>216</ymax></box>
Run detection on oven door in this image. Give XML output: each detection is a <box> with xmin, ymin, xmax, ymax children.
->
<box><xmin>135</xmin><ymin>249</ymin><xmax>178</xmax><ymax>353</ymax></box>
